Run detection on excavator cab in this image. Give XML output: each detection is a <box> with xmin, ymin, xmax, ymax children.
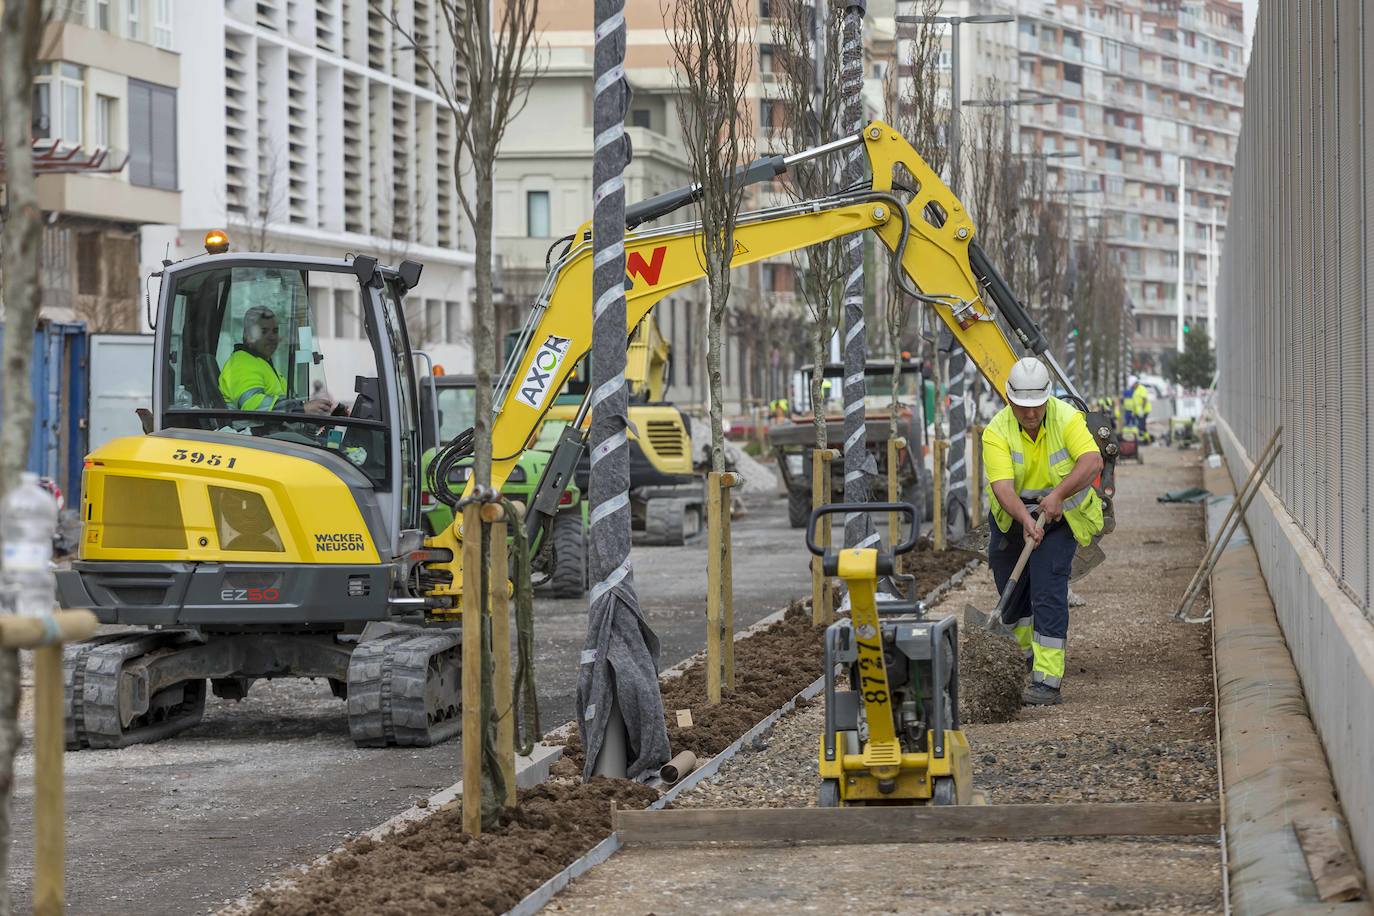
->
<box><xmin>149</xmin><ymin>251</ymin><xmax>425</xmax><ymax>564</ymax></box>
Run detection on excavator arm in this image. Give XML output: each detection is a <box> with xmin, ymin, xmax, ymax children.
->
<box><xmin>424</xmin><ymin>121</ymin><xmax>1088</xmax><ymax>606</ymax></box>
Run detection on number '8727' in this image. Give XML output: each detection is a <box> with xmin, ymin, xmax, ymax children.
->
<box><xmin>171</xmin><ymin>449</ymin><xmax>236</xmax><ymax>468</ymax></box>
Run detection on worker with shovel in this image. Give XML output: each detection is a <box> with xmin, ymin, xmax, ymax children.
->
<box><xmin>982</xmin><ymin>358</ymin><xmax>1105</xmax><ymax>706</ymax></box>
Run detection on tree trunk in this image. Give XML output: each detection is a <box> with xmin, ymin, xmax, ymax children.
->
<box><xmin>707</xmin><ymin>267</ymin><xmax>727</xmax><ymax>473</ymax></box>
<box><xmin>471</xmin><ymin>155</ymin><xmax>495</xmax><ymax>488</ymax></box>
<box><xmin>0</xmin><ymin>3</ymin><xmax>47</xmax><ymax>907</ymax></box>
<box><xmin>810</xmin><ymin>326</ymin><xmax>827</xmax><ymax>451</ymax></box>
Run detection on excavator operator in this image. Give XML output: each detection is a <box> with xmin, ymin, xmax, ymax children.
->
<box><xmin>219</xmin><ymin>305</ymin><xmax>331</xmax><ymax>415</ymax></box>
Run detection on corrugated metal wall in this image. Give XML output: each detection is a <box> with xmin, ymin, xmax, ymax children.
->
<box><xmin>1218</xmin><ymin>1</ymin><xmax>1372</xmax><ymax>614</ymax></box>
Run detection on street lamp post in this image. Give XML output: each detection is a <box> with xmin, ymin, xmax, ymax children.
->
<box><xmin>894</xmin><ymin>12</ymin><xmax>1013</xmax><ymax>194</ymax></box>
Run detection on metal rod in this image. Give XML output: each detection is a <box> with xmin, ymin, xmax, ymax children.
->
<box><xmin>1175</xmin><ymin>425</ymin><xmax>1281</xmax><ymax>610</ymax></box>
<box><xmin>1042</xmin><ymin>349</ymin><xmax>1087</xmax><ymax>407</ymax></box>
<box><xmin>1175</xmin><ymin>429</ymin><xmax>1282</xmax><ymax>621</ymax></box>
<box><xmin>780</xmin><ymin>132</ymin><xmax>863</xmax><ymax>169</ymax></box>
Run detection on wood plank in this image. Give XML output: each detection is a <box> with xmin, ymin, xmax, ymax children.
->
<box><xmin>33</xmin><ymin>645</ymin><xmax>65</xmax><ymax>916</ymax></box>
<box><xmin>616</xmin><ymin>803</ymin><xmax>1220</xmax><ymax>846</ymax></box>
<box><xmin>488</xmin><ymin>519</ymin><xmax>515</xmax><ymax>808</ymax></box>
<box><xmin>705</xmin><ymin>471</ymin><xmax>722</xmax><ymax>705</ymax></box>
<box><xmin>1294</xmin><ymin>817</ymin><xmax>1367</xmax><ymax>903</ymax></box>
<box><xmin>461</xmin><ymin>504</ymin><xmax>484</xmax><ymax>835</ymax></box>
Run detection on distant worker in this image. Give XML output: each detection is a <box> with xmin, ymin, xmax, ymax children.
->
<box><xmin>770</xmin><ymin>397</ymin><xmax>789</xmax><ymax>421</ymax></box>
<box><xmin>982</xmin><ymin>357</ymin><xmax>1105</xmax><ymax>706</ymax></box>
<box><xmin>220</xmin><ymin>306</ymin><xmax>331</xmax><ymax>415</ymax></box>
<box><xmin>1126</xmin><ymin>375</ymin><xmax>1151</xmax><ymax>441</ymax></box>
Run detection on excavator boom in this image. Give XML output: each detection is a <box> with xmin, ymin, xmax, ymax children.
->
<box><xmin>426</xmin><ymin>121</ymin><xmax>1099</xmax><ymax>604</ymax></box>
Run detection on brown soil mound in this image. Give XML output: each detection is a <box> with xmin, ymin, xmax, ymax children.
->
<box><xmin>959</xmin><ymin>624</ymin><xmax>1026</xmax><ymax>724</ymax></box>
<box><xmin>899</xmin><ymin>545</ymin><xmax>982</xmax><ymax>584</ymax></box>
<box><xmin>662</xmin><ymin>602</ymin><xmax>825</xmax><ymax>759</ymax></box>
<box><xmin>247</xmin><ymin>779</ymin><xmax>659</xmax><ymax>916</ymax></box>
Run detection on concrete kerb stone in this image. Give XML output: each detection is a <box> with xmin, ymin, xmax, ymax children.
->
<box><xmin>504</xmin><ymin>561</ymin><xmax>984</xmax><ymax>916</ymax></box>
<box><xmin>221</xmin><ymin>743</ymin><xmax>563</xmax><ymax>915</ymax></box>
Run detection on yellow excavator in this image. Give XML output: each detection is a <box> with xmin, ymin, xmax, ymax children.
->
<box><xmin>533</xmin><ymin>314</ymin><xmax>704</xmax><ymax>545</ymax></box>
<box><xmin>57</xmin><ymin>121</ymin><xmax>1115</xmax><ymax>748</ymax></box>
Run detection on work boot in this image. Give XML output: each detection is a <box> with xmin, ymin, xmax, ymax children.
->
<box><xmin>1022</xmin><ymin>683</ymin><xmax>1062</xmax><ymax>706</ymax></box>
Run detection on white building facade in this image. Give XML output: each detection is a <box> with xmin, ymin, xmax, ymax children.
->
<box><xmin>167</xmin><ymin>0</ymin><xmax>476</xmax><ymax>383</ymax></box>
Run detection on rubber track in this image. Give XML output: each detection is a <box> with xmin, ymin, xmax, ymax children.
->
<box><xmin>347</xmin><ymin>628</ymin><xmax>463</xmax><ymax>748</ymax></box>
<box><xmin>64</xmin><ymin>632</ymin><xmax>207</xmax><ymax>749</ymax></box>
<box><xmin>643</xmin><ymin>497</ymin><xmax>693</xmax><ymax>546</ymax></box>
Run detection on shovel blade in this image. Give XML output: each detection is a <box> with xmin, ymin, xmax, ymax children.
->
<box><xmin>963</xmin><ymin>603</ymin><xmax>1020</xmax><ymax>642</ymax></box>
<box><xmin>1071</xmin><ymin>542</ymin><xmax>1107</xmax><ymax>581</ymax></box>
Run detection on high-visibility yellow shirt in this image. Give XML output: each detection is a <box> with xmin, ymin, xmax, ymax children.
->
<box><xmin>219</xmin><ymin>347</ymin><xmax>286</xmax><ymax>411</ymax></box>
<box><xmin>983</xmin><ymin>400</ymin><xmax>1100</xmax><ymax>491</ymax></box>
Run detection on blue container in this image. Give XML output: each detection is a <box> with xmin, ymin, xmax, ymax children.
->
<box><xmin>0</xmin><ymin>319</ymin><xmax>88</xmax><ymax>502</ymax></box>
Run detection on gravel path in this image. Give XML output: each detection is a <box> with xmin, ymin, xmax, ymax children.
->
<box><xmin>554</xmin><ymin>445</ymin><xmax>1222</xmax><ymax>913</ymax></box>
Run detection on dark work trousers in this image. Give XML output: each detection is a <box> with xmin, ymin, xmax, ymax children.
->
<box><xmin>986</xmin><ymin>513</ymin><xmax>1076</xmax><ymax>687</ymax></box>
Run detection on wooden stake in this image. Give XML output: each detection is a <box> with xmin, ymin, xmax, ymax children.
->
<box><xmin>460</xmin><ymin>503</ymin><xmax>484</xmax><ymax>835</ymax></box>
<box><xmin>720</xmin><ymin>473</ymin><xmax>737</xmax><ymax>693</ymax></box>
<box><xmin>811</xmin><ymin>449</ymin><xmax>838</xmax><ymax>626</ymax></box>
<box><xmin>886</xmin><ymin>436</ymin><xmax>906</xmax><ymax>547</ymax></box>
<box><xmin>488</xmin><ymin>516</ymin><xmax>515</xmax><ymax>807</ymax></box>
<box><xmin>33</xmin><ymin>644</ymin><xmax>63</xmax><ymax>916</ymax></box>
<box><xmin>706</xmin><ymin>470</ymin><xmax>723</xmax><ymax>705</ymax></box>
<box><xmin>933</xmin><ymin>439</ymin><xmax>947</xmax><ymax>552</ymax></box>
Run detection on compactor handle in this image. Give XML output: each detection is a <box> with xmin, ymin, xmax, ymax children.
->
<box><xmin>805</xmin><ymin>503</ymin><xmax>918</xmax><ymax>573</ymax></box>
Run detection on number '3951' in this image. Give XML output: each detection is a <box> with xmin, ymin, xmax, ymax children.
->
<box><xmin>171</xmin><ymin>449</ymin><xmax>236</xmax><ymax>468</ymax></box>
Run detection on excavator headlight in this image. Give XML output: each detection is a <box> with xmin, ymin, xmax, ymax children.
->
<box><xmin>210</xmin><ymin>486</ymin><xmax>284</xmax><ymax>552</ymax></box>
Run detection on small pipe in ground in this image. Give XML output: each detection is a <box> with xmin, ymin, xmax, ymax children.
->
<box><xmin>659</xmin><ymin>751</ymin><xmax>698</xmax><ymax>785</ymax></box>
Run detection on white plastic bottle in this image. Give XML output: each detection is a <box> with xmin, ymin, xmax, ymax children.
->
<box><xmin>1</xmin><ymin>471</ymin><xmax>59</xmax><ymax>617</ymax></box>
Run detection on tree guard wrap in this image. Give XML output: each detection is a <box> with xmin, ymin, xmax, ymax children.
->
<box><xmin>840</xmin><ymin>0</ymin><xmax>877</xmax><ymax>549</ymax></box>
<box><xmin>577</xmin><ymin>0</ymin><xmax>671</xmax><ymax>782</ymax></box>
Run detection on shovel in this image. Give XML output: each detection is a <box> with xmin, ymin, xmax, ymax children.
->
<box><xmin>964</xmin><ymin>513</ymin><xmax>1046</xmax><ymax>643</ymax></box>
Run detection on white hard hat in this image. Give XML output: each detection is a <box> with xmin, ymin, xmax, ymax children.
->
<box><xmin>1006</xmin><ymin>357</ymin><xmax>1052</xmax><ymax>408</ymax></box>
<box><xmin>1127</xmin><ymin>373</ymin><xmax>1139</xmax><ymax>387</ymax></box>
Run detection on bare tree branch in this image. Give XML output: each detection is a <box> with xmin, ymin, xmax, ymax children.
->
<box><xmin>772</xmin><ymin>0</ymin><xmax>843</xmax><ymax>448</ymax></box>
<box><xmin>665</xmin><ymin>0</ymin><xmax>756</xmax><ymax>472</ymax></box>
<box><xmin>374</xmin><ymin>0</ymin><xmax>544</xmax><ymax>489</ymax></box>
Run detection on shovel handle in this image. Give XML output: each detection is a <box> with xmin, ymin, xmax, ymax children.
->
<box><xmin>992</xmin><ymin>514</ymin><xmax>1045</xmax><ymax>617</ymax></box>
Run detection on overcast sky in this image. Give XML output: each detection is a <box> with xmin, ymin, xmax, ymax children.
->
<box><xmin>1243</xmin><ymin>0</ymin><xmax>1259</xmax><ymax>61</ymax></box>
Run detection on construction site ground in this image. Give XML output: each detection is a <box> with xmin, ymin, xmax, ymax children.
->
<box><xmin>9</xmin><ymin>490</ymin><xmax>813</xmax><ymax>915</ymax></box>
<box><xmin>549</xmin><ymin>446</ymin><xmax>1222</xmax><ymax>914</ymax></box>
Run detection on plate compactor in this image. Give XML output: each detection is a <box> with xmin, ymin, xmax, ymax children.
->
<box><xmin>807</xmin><ymin>504</ymin><xmax>973</xmax><ymax>807</ymax></box>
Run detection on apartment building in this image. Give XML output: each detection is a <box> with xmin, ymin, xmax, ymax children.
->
<box><xmin>520</xmin><ymin>0</ymin><xmax>904</xmax><ymax>411</ymax></box>
<box><xmin>1016</xmin><ymin>0</ymin><xmax>1245</xmax><ymax>369</ymax></box>
<box><xmin>171</xmin><ymin>0</ymin><xmax>476</xmax><ymax>379</ymax></box>
<box><xmin>27</xmin><ymin>0</ymin><xmax>180</xmax><ymax>331</ymax></box>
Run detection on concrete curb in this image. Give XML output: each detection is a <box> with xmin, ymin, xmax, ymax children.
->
<box><xmin>1204</xmin><ymin>458</ymin><xmax>1368</xmax><ymax>915</ymax></box>
<box><xmin>504</xmin><ymin>559</ymin><xmax>985</xmax><ymax>916</ymax></box>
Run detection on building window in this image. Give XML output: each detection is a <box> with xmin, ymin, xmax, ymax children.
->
<box><xmin>95</xmin><ymin>0</ymin><xmax>111</xmax><ymax>31</ymax></box>
<box><xmin>128</xmin><ymin>79</ymin><xmax>177</xmax><ymax>189</ymax></box>
<box><xmin>526</xmin><ymin>190</ymin><xmax>550</xmax><ymax>238</ymax></box>
<box><xmin>445</xmin><ymin>300</ymin><xmax>464</xmax><ymax>344</ymax></box>
<box><xmin>95</xmin><ymin>95</ymin><xmax>116</xmax><ymax>148</ymax></box>
<box><xmin>153</xmin><ymin>0</ymin><xmax>173</xmax><ymax>49</ymax></box>
<box><xmin>629</xmin><ymin>108</ymin><xmax>652</xmax><ymax>130</ymax></box>
<box><xmin>32</xmin><ymin>63</ymin><xmax>85</xmax><ymax>144</ymax></box>
<box><xmin>128</xmin><ymin>0</ymin><xmax>140</xmax><ymax>38</ymax></box>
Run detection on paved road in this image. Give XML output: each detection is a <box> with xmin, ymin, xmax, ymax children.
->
<box><xmin>8</xmin><ymin>491</ymin><xmax>809</xmax><ymax>915</ymax></box>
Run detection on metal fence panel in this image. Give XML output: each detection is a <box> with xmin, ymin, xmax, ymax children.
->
<box><xmin>1218</xmin><ymin>1</ymin><xmax>1373</xmax><ymax>613</ymax></box>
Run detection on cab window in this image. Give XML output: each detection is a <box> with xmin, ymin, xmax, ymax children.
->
<box><xmin>161</xmin><ymin>264</ymin><xmax>389</xmax><ymax>485</ymax></box>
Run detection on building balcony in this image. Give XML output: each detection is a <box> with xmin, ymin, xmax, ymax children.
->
<box><xmin>37</xmin><ymin>168</ymin><xmax>180</xmax><ymax>226</ymax></box>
